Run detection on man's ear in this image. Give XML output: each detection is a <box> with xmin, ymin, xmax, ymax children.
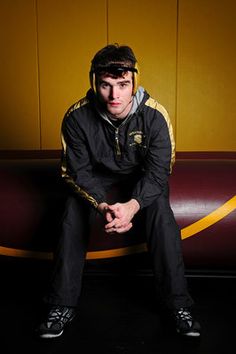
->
<box><xmin>89</xmin><ymin>69</ymin><xmax>97</xmax><ymax>93</ymax></box>
<box><xmin>133</xmin><ymin>63</ymin><xmax>140</xmax><ymax>94</ymax></box>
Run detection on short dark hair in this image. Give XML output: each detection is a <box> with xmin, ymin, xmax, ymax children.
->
<box><xmin>91</xmin><ymin>44</ymin><xmax>137</xmax><ymax>74</ymax></box>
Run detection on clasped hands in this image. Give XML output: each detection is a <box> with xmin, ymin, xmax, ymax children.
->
<box><xmin>98</xmin><ymin>199</ymin><xmax>140</xmax><ymax>234</ymax></box>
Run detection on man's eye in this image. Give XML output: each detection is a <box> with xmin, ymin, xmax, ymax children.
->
<box><xmin>120</xmin><ymin>83</ymin><xmax>128</xmax><ymax>88</ymax></box>
<box><xmin>101</xmin><ymin>83</ymin><xmax>109</xmax><ymax>89</ymax></box>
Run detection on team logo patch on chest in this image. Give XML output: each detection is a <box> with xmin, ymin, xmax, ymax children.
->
<box><xmin>129</xmin><ymin>131</ymin><xmax>146</xmax><ymax>147</ymax></box>
<box><xmin>133</xmin><ymin>134</ymin><xmax>142</xmax><ymax>144</ymax></box>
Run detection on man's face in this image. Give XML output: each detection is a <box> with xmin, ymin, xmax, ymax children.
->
<box><xmin>96</xmin><ymin>71</ymin><xmax>133</xmax><ymax>119</ymax></box>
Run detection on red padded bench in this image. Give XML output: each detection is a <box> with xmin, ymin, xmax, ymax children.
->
<box><xmin>0</xmin><ymin>153</ymin><xmax>235</xmax><ymax>274</ymax></box>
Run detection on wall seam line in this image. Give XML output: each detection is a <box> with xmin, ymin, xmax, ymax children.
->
<box><xmin>175</xmin><ymin>0</ymin><xmax>179</xmax><ymax>150</ymax></box>
<box><xmin>35</xmin><ymin>0</ymin><xmax>42</xmax><ymax>150</ymax></box>
<box><xmin>106</xmin><ymin>0</ymin><xmax>109</xmax><ymax>44</ymax></box>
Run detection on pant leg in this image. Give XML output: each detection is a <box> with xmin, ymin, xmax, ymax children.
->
<box><xmin>144</xmin><ymin>184</ymin><xmax>194</xmax><ymax>310</ymax></box>
<box><xmin>44</xmin><ymin>195</ymin><xmax>94</xmax><ymax>307</ymax></box>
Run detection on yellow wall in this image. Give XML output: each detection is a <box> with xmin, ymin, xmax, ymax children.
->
<box><xmin>0</xmin><ymin>0</ymin><xmax>40</xmax><ymax>149</ymax></box>
<box><xmin>0</xmin><ymin>0</ymin><xmax>236</xmax><ymax>151</ymax></box>
<box><xmin>177</xmin><ymin>0</ymin><xmax>236</xmax><ymax>151</ymax></box>
<box><xmin>37</xmin><ymin>0</ymin><xmax>107</xmax><ymax>149</ymax></box>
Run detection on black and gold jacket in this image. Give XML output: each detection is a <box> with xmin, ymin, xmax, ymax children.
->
<box><xmin>61</xmin><ymin>87</ymin><xmax>175</xmax><ymax>209</ymax></box>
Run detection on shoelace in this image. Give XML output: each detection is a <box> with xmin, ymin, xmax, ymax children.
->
<box><xmin>47</xmin><ymin>307</ymin><xmax>73</xmax><ymax>326</ymax></box>
<box><xmin>176</xmin><ymin>308</ymin><xmax>193</xmax><ymax>322</ymax></box>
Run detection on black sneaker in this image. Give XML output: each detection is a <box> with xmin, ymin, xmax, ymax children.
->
<box><xmin>37</xmin><ymin>306</ymin><xmax>77</xmax><ymax>338</ymax></box>
<box><xmin>173</xmin><ymin>308</ymin><xmax>201</xmax><ymax>337</ymax></box>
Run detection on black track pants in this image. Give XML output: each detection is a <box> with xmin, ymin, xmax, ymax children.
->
<box><xmin>44</xmin><ymin>187</ymin><xmax>194</xmax><ymax>310</ymax></box>
<box><xmin>144</xmin><ymin>189</ymin><xmax>194</xmax><ymax>309</ymax></box>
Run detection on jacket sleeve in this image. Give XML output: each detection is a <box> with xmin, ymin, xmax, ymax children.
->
<box><xmin>61</xmin><ymin>112</ymin><xmax>107</xmax><ymax>208</ymax></box>
<box><xmin>131</xmin><ymin>111</ymin><xmax>175</xmax><ymax>209</ymax></box>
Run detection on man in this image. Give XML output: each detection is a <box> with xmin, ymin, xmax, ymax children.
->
<box><xmin>37</xmin><ymin>44</ymin><xmax>201</xmax><ymax>338</ymax></box>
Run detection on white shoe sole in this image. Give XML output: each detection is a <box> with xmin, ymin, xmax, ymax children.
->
<box><xmin>39</xmin><ymin>330</ymin><xmax>63</xmax><ymax>339</ymax></box>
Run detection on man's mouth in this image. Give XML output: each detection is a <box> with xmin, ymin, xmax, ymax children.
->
<box><xmin>109</xmin><ymin>102</ymin><xmax>120</xmax><ymax>107</ymax></box>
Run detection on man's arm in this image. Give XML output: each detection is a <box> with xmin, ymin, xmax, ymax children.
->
<box><xmin>131</xmin><ymin>113</ymin><xmax>175</xmax><ymax>209</ymax></box>
<box><xmin>61</xmin><ymin>113</ymin><xmax>107</xmax><ymax>208</ymax></box>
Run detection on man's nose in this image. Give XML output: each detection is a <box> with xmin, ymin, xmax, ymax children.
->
<box><xmin>109</xmin><ymin>86</ymin><xmax>119</xmax><ymax>100</ymax></box>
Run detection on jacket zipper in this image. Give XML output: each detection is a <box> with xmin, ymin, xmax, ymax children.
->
<box><xmin>115</xmin><ymin>128</ymin><xmax>121</xmax><ymax>157</ymax></box>
<box><xmin>113</xmin><ymin>113</ymin><xmax>136</xmax><ymax>157</ymax></box>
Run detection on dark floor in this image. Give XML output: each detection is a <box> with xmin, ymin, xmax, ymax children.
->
<box><xmin>0</xmin><ymin>256</ymin><xmax>235</xmax><ymax>354</ymax></box>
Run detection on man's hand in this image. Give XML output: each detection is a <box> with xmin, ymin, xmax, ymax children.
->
<box><xmin>98</xmin><ymin>199</ymin><xmax>140</xmax><ymax>234</ymax></box>
<box><xmin>97</xmin><ymin>202</ymin><xmax>114</xmax><ymax>222</ymax></box>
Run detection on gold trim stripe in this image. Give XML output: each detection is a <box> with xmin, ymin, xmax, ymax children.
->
<box><xmin>0</xmin><ymin>196</ymin><xmax>235</xmax><ymax>260</ymax></box>
<box><xmin>61</xmin><ymin>131</ymin><xmax>99</xmax><ymax>208</ymax></box>
<box><xmin>145</xmin><ymin>97</ymin><xmax>176</xmax><ymax>169</ymax></box>
<box><xmin>86</xmin><ymin>243</ymin><xmax>148</xmax><ymax>259</ymax></box>
<box><xmin>0</xmin><ymin>246</ymin><xmax>53</xmax><ymax>260</ymax></box>
<box><xmin>181</xmin><ymin>195</ymin><xmax>236</xmax><ymax>239</ymax></box>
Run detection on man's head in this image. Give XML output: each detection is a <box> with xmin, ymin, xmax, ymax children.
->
<box><xmin>90</xmin><ymin>44</ymin><xmax>139</xmax><ymax>93</ymax></box>
<box><xmin>90</xmin><ymin>44</ymin><xmax>139</xmax><ymax>119</ymax></box>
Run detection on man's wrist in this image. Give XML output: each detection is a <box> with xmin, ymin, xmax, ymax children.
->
<box><xmin>128</xmin><ymin>198</ymin><xmax>140</xmax><ymax>215</ymax></box>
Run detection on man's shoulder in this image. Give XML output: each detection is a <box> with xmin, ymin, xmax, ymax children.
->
<box><xmin>65</xmin><ymin>96</ymin><xmax>89</xmax><ymax>117</ymax></box>
<box><xmin>144</xmin><ymin>96</ymin><xmax>169</xmax><ymax>119</ymax></box>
